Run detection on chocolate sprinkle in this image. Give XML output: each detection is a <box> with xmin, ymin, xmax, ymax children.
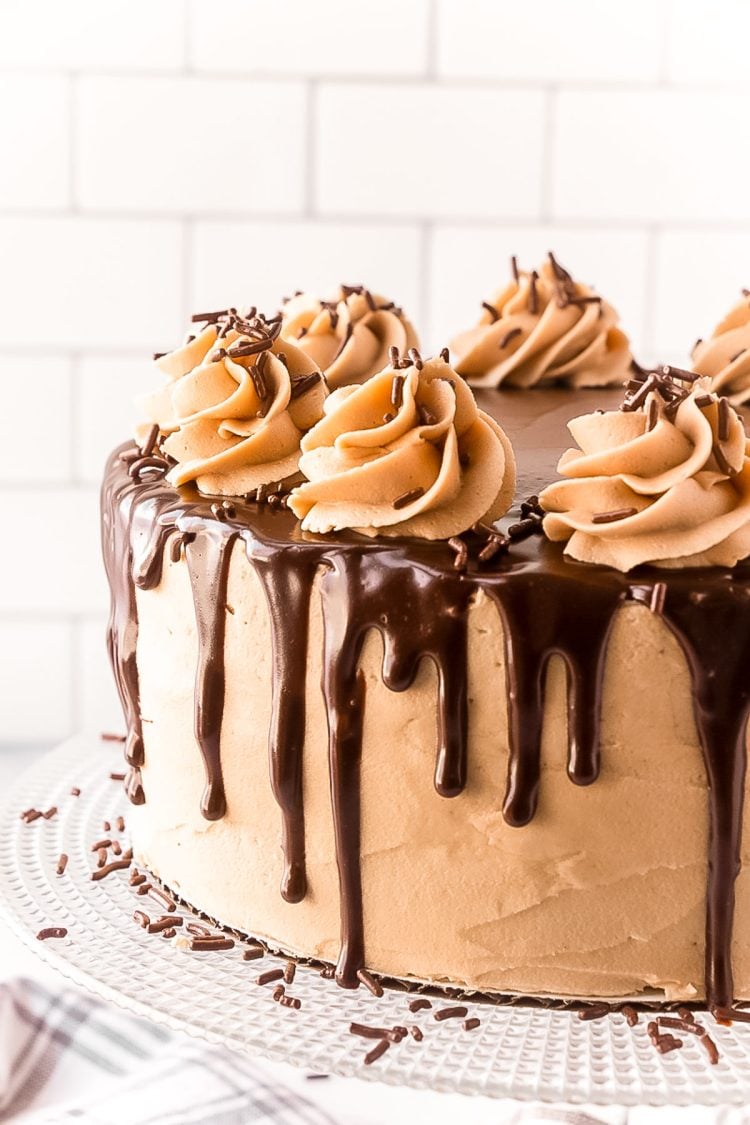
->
<box><xmin>90</xmin><ymin>856</ymin><xmax>132</xmax><ymax>881</ymax></box>
<box><xmin>393</xmin><ymin>487</ymin><xmax>425</xmax><ymax>510</ymax></box>
<box><xmin>408</xmin><ymin>998</ymin><xmax>432</xmax><ymax>1012</ymax></box>
<box><xmin>140</xmin><ymin>424</ymin><xmax>159</xmax><ymax>459</ymax></box>
<box><xmin>650</xmin><ymin>583</ymin><xmax>667</xmax><ymax>616</ymax></box>
<box><xmin>189</xmin><ymin>936</ymin><xmax>235</xmax><ymax>952</ymax></box>
<box><xmin>147</xmin><ymin>915</ymin><xmax>182</xmax><ymax>935</ymax></box>
<box><xmin>364</xmin><ymin>1040</ymin><xmax>390</xmax><ymax>1066</ymax></box>
<box><xmin>289</xmin><ymin>373</ymin><xmax>321</xmax><ymax>400</ymax></box>
<box><xmin>528</xmin><ymin>271</ymin><xmax>539</xmax><ymax>315</ymax></box>
<box><xmin>578</xmin><ymin>1003</ymin><xmax>610</xmax><ymax>1022</ymax></box>
<box><xmin>36</xmin><ymin>927</ymin><xmax>67</xmax><ymax>941</ymax></box>
<box><xmin>463</xmin><ymin>1017</ymin><xmax>480</xmax><ymax>1031</ymax></box>
<box><xmin>257</xmin><ymin>968</ymin><xmax>285</xmax><ymax>986</ymax></box>
<box><xmin>481</xmin><ymin>301</ymin><xmax>500</xmax><ymax>323</ymax></box>
<box><xmin>499</xmin><ymin>327</ymin><xmax>522</xmax><ymax>350</ymax></box>
<box><xmin>719</xmin><ymin>396</ymin><xmax>732</xmax><ymax>443</ymax></box>
<box><xmin>350</xmin><ymin>1022</ymin><xmax>395</xmax><ymax>1041</ymax></box>
<box><xmin>55</xmin><ymin>854</ymin><xmax>68</xmax><ymax>877</ymax></box>
<box><xmin>591</xmin><ymin>508</ymin><xmax>637</xmax><ymax>525</ymax></box>
<box><xmin>713</xmin><ymin>1005</ymin><xmax>750</xmax><ymax>1024</ymax></box>
<box><xmin>434</xmin><ymin>1005</ymin><xmax>468</xmax><ymax>1022</ymax></box>
<box><xmin>356</xmin><ymin>968</ymin><xmax>384</xmax><ymax>997</ymax></box>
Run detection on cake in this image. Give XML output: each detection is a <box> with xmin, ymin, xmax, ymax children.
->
<box><xmin>102</xmin><ymin>269</ymin><xmax>750</xmax><ymax>1012</ymax></box>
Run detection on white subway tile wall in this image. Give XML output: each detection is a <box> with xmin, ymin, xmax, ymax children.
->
<box><xmin>0</xmin><ymin>0</ymin><xmax>747</xmax><ymax>742</ymax></box>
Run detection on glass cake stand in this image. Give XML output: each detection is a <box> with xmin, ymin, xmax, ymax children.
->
<box><xmin>1</xmin><ymin>734</ymin><xmax>749</xmax><ymax>1108</ymax></box>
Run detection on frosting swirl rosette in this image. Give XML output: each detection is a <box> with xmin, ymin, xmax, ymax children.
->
<box><xmin>451</xmin><ymin>254</ymin><xmax>632</xmax><ymax>389</ymax></box>
<box><xmin>539</xmin><ymin>367</ymin><xmax>750</xmax><ymax>571</ymax></box>
<box><xmin>280</xmin><ymin>284</ymin><xmax>419</xmax><ymax>390</ymax></box>
<box><xmin>288</xmin><ymin>348</ymin><xmax>516</xmax><ymax>539</ymax></box>
<box><xmin>138</xmin><ymin>308</ymin><xmax>327</xmax><ymax>497</ymax></box>
<box><xmin>692</xmin><ymin>291</ymin><xmax>750</xmax><ymax>405</ymax></box>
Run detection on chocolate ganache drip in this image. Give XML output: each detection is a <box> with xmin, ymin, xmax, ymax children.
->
<box><xmin>102</xmin><ymin>420</ymin><xmax>750</xmax><ymax>1008</ymax></box>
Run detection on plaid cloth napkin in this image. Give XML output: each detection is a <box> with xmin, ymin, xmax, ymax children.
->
<box><xmin>4</xmin><ymin>977</ymin><xmax>750</xmax><ymax>1124</ymax></box>
<box><xmin>0</xmin><ymin>977</ymin><xmax>337</xmax><ymax>1124</ymax></box>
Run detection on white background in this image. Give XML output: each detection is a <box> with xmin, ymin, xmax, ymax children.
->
<box><xmin>1</xmin><ymin>0</ymin><xmax>750</xmax><ymax>747</ymax></box>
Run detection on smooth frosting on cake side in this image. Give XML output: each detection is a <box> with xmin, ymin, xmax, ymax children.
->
<box><xmin>103</xmin><ymin>384</ymin><xmax>750</xmax><ymax>1005</ymax></box>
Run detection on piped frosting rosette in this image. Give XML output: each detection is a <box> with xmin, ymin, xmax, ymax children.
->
<box><xmin>280</xmin><ymin>284</ymin><xmax>419</xmax><ymax>390</ymax></box>
<box><xmin>692</xmin><ymin>291</ymin><xmax>750</xmax><ymax>405</ymax></box>
<box><xmin>451</xmin><ymin>254</ymin><xmax>632</xmax><ymax>389</ymax></box>
<box><xmin>138</xmin><ymin>308</ymin><xmax>327</xmax><ymax>497</ymax></box>
<box><xmin>288</xmin><ymin>348</ymin><xmax>516</xmax><ymax>539</ymax></box>
<box><xmin>539</xmin><ymin>367</ymin><xmax>750</xmax><ymax>571</ymax></box>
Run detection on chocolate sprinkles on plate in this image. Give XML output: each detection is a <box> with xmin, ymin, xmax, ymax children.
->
<box><xmin>356</xmin><ymin>968</ymin><xmax>383</xmax><ymax>997</ymax></box>
<box><xmin>257</xmin><ymin>968</ymin><xmax>285</xmax><ymax>986</ymax></box>
<box><xmin>36</xmin><ymin>927</ymin><xmax>67</xmax><ymax>941</ymax></box>
<box><xmin>189</xmin><ymin>936</ymin><xmax>235</xmax><ymax>952</ymax></box>
<box><xmin>364</xmin><ymin>1040</ymin><xmax>390</xmax><ymax>1066</ymax></box>
<box><xmin>408</xmin><ymin>998</ymin><xmax>432</xmax><ymax>1013</ymax></box>
<box><xmin>434</xmin><ymin>1005</ymin><xmax>468</xmax><ymax>1022</ymax></box>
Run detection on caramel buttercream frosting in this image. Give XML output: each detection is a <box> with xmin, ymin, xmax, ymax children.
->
<box><xmin>280</xmin><ymin>284</ymin><xmax>418</xmax><ymax>390</ymax></box>
<box><xmin>451</xmin><ymin>253</ymin><xmax>632</xmax><ymax>389</ymax></box>
<box><xmin>288</xmin><ymin>348</ymin><xmax>516</xmax><ymax>538</ymax></box>
<box><xmin>138</xmin><ymin>308</ymin><xmax>327</xmax><ymax>497</ymax></box>
<box><xmin>540</xmin><ymin>365</ymin><xmax>750</xmax><ymax>571</ymax></box>
<box><xmin>692</xmin><ymin>290</ymin><xmax>750</xmax><ymax>405</ymax></box>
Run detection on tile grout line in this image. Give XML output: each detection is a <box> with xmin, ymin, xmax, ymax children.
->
<box><xmin>182</xmin><ymin>0</ymin><xmax>193</xmax><ymax>75</ymax></box>
<box><xmin>425</xmin><ymin>0</ymin><xmax>438</xmax><ymax>81</ymax></box>
<box><xmin>0</xmin><ymin>207</ymin><xmax>735</xmax><ymax>230</ymax></box>
<box><xmin>304</xmin><ymin>79</ymin><xmax>317</xmax><ymax>219</ymax></box>
<box><xmin>657</xmin><ymin>0</ymin><xmax>673</xmax><ymax>86</ymax></box>
<box><xmin>67</xmin><ymin>72</ymin><xmax>78</xmax><ymax>213</ymax></box>
<box><xmin>539</xmin><ymin>87</ymin><xmax>557</xmax><ymax>223</ymax></box>
<box><xmin>68</xmin><ymin>353</ymin><xmax>81</xmax><ymax>485</ymax></box>
<box><xmin>2</xmin><ymin>63</ymin><xmax>750</xmax><ymax>93</ymax></box>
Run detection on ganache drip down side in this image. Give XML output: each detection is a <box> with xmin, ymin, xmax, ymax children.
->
<box><xmin>101</xmin><ymin>444</ymin><xmax>750</xmax><ymax>1009</ymax></box>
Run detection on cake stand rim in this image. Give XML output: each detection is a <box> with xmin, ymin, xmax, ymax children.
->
<box><xmin>0</xmin><ymin>733</ymin><xmax>746</xmax><ymax>1109</ymax></box>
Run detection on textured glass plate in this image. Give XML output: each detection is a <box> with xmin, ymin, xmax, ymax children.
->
<box><xmin>1</xmin><ymin>735</ymin><xmax>749</xmax><ymax>1107</ymax></box>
